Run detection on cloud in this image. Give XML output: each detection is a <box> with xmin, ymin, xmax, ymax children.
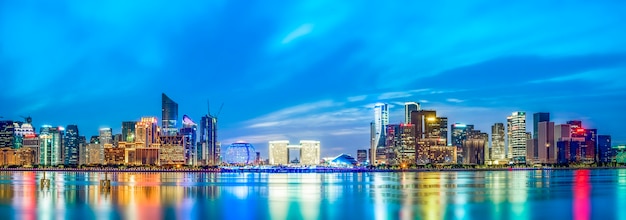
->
<box><xmin>446</xmin><ymin>98</ymin><xmax>464</xmax><ymax>103</ymax></box>
<box><xmin>347</xmin><ymin>95</ymin><xmax>367</xmax><ymax>102</ymax></box>
<box><xmin>281</xmin><ymin>23</ymin><xmax>314</xmax><ymax>44</ymax></box>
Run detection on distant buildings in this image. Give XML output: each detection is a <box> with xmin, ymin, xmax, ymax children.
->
<box><xmin>200</xmin><ymin>115</ymin><xmax>219</xmax><ymax>166</ymax></box>
<box><xmin>121</xmin><ymin>121</ymin><xmax>136</xmax><ymax>143</ymax></box>
<box><xmin>404</xmin><ymin>102</ymin><xmax>419</xmax><ymax>124</ymax></box>
<box><xmin>224</xmin><ymin>142</ymin><xmax>256</xmax><ymax>164</ymax></box>
<box><xmin>269</xmin><ymin>140</ymin><xmax>320</xmax><ymax>166</ymax></box>
<box><xmin>64</xmin><ymin>125</ymin><xmax>80</xmax><ymax>166</ymax></box>
<box><xmin>356</xmin><ymin>149</ymin><xmax>368</xmax><ymax>164</ymax></box>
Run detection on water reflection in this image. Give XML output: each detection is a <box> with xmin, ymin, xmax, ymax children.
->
<box><xmin>0</xmin><ymin>170</ymin><xmax>624</xmax><ymax>219</ymax></box>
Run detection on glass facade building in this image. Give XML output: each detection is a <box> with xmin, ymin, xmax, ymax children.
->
<box><xmin>162</xmin><ymin>93</ymin><xmax>179</xmax><ymax>136</ymax></box>
<box><xmin>507</xmin><ymin>111</ymin><xmax>527</xmax><ymax>163</ymax></box>
<box><xmin>64</xmin><ymin>125</ymin><xmax>80</xmax><ymax>165</ymax></box>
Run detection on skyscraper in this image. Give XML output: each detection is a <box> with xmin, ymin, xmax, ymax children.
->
<box><xmin>507</xmin><ymin>111</ymin><xmax>527</xmax><ymax>163</ymax></box>
<box><xmin>135</xmin><ymin>117</ymin><xmax>159</xmax><ymax>148</ymax></box>
<box><xmin>491</xmin><ymin>123</ymin><xmax>506</xmax><ymax>161</ymax></box>
<box><xmin>372</xmin><ymin>103</ymin><xmax>389</xmax><ymax>165</ymax></box>
<box><xmin>404</xmin><ymin>102</ymin><xmax>420</xmax><ymax>124</ymax></box>
<box><xmin>180</xmin><ymin>115</ymin><xmax>197</xmax><ymax>165</ymax></box>
<box><xmin>98</xmin><ymin>128</ymin><xmax>113</xmax><ymax>145</ymax></box>
<box><xmin>533</xmin><ymin>113</ymin><xmax>550</xmax><ymax>139</ymax></box>
<box><xmin>200</xmin><ymin>115</ymin><xmax>218</xmax><ymax>165</ymax></box>
<box><xmin>597</xmin><ymin>135</ymin><xmax>612</xmax><ymax>163</ymax></box>
<box><xmin>39</xmin><ymin>126</ymin><xmax>63</xmax><ymax>166</ymax></box>
<box><xmin>451</xmin><ymin>123</ymin><xmax>473</xmax><ymax>163</ymax></box>
<box><xmin>122</xmin><ymin>121</ymin><xmax>136</xmax><ymax>143</ymax></box>
<box><xmin>537</xmin><ymin>121</ymin><xmax>555</xmax><ymax>163</ymax></box>
<box><xmin>63</xmin><ymin>125</ymin><xmax>80</xmax><ymax>166</ymax></box>
<box><xmin>162</xmin><ymin>93</ymin><xmax>179</xmax><ymax>136</ymax></box>
<box><xmin>438</xmin><ymin>117</ymin><xmax>448</xmax><ymax>145</ymax></box>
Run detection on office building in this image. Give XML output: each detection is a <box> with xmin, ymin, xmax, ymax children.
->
<box><xmin>438</xmin><ymin>117</ymin><xmax>448</xmax><ymax>145</ymax></box>
<box><xmin>537</xmin><ymin>121</ymin><xmax>555</xmax><ymax>164</ymax></box>
<box><xmin>410</xmin><ymin>109</ymin><xmax>437</xmax><ymax>164</ymax></box>
<box><xmin>269</xmin><ymin>140</ymin><xmax>320</xmax><ymax>165</ymax></box>
<box><xmin>180</xmin><ymin>115</ymin><xmax>197</xmax><ymax>165</ymax></box>
<box><xmin>162</xmin><ymin>93</ymin><xmax>179</xmax><ymax>135</ymax></box>
<box><xmin>533</xmin><ymin>113</ymin><xmax>550</xmax><ymax>139</ymax></box>
<box><xmin>159</xmin><ymin>135</ymin><xmax>186</xmax><ymax>166</ymax></box>
<box><xmin>39</xmin><ymin>126</ymin><xmax>63</xmax><ymax>166</ymax></box>
<box><xmin>122</xmin><ymin>121</ymin><xmax>136</xmax><ymax>142</ymax></box>
<box><xmin>507</xmin><ymin>112</ymin><xmax>527</xmax><ymax>163</ymax></box>
<box><xmin>99</xmin><ymin>128</ymin><xmax>113</xmax><ymax>145</ymax></box>
<box><xmin>385</xmin><ymin>123</ymin><xmax>416</xmax><ymax>165</ymax></box>
<box><xmin>200</xmin><ymin>115</ymin><xmax>218</xmax><ymax>165</ymax></box>
<box><xmin>597</xmin><ymin>135</ymin><xmax>612</xmax><ymax>163</ymax></box>
<box><xmin>84</xmin><ymin>143</ymin><xmax>103</xmax><ymax>165</ymax></box>
<box><xmin>371</xmin><ymin>103</ymin><xmax>389</xmax><ymax>165</ymax></box>
<box><xmin>451</xmin><ymin>123</ymin><xmax>473</xmax><ymax>163</ymax></box>
<box><xmin>0</xmin><ymin>120</ymin><xmax>15</xmax><ymax>148</ymax></box>
<box><xmin>63</xmin><ymin>125</ymin><xmax>80</xmax><ymax>166</ymax></box>
<box><xmin>491</xmin><ymin>123</ymin><xmax>506</xmax><ymax>161</ymax></box>
<box><xmin>22</xmin><ymin>136</ymin><xmax>39</xmax><ymax>165</ymax></box>
<box><xmin>404</xmin><ymin>102</ymin><xmax>420</xmax><ymax>124</ymax></box>
<box><xmin>135</xmin><ymin>117</ymin><xmax>159</xmax><ymax>148</ymax></box>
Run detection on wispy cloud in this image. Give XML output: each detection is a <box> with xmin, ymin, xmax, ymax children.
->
<box><xmin>446</xmin><ymin>98</ymin><xmax>465</xmax><ymax>103</ymax></box>
<box><xmin>347</xmin><ymin>95</ymin><xmax>367</xmax><ymax>102</ymax></box>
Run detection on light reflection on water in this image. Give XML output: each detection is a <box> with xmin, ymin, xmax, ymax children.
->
<box><xmin>0</xmin><ymin>170</ymin><xmax>622</xmax><ymax>219</ymax></box>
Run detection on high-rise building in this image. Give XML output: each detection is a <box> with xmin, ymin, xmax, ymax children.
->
<box><xmin>90</xmin><ymin>136</ymin><xmax>100</xmax><ymax>144</ymax></box>
<box><xmin>438</xmin><ymin>117</ymin><xmax>448</xmax><ymax>145</ymax></box>
<box><xmin>300</xmin><ymin>140</ymin><xmax>321</xmax><ymax>165</ymax></box>
<box><xmin>122</xmin><ymin>121</ymin><xmax>136</xmax><ymax>143</ymax></box>
<box><xmin>39</xmin><ymin>126</ymin><xmax>63</xmax><ymax>166</ymax></box>
<box><xmin>200</xmin><ymin>115</ymin><xmax>218</xmax><ymax>165</ymax></box>
<box><xmin>533</xmin><ymin>113</ymin><xmax>550</xmax><ymax>139</ymax></box>
<box><xmin>99</xmin><ymin>128</ymin><xmax>113</xmax><ymax>145</ymax></box>
<box><xmin>162</xmin><ymin>93</ymin><xmax>179</xmax><ymax>136</ymax></box>
<box><xmin>180</xmin><ymin>115</ymin><xmax>197</xmax><ymax>165</ymax></box>
<box><xmin>567</xmin><ymin>120</ymin><xmax>584</xmax><ymax>138</ymax></box>
<box><xmin>371</xmin><ymin>103</ymin><xmax>389</xmax><ymax>165</ymax></box>
<box><xmin>159</xmin><ymin>135</ymin><xmax>186</xmax><ymax>166</ymax></box>
<box><xmin>507</xmin><ymin>112</ymin><xmax>527</xmax><ymax>163</ymax></box>
<box><xmin>597</xmin><ymin>135</ymin><xmax>612</xmax><ymax>163</ymax></box>
<box><xmin>384</xmin><ymin>124</ymin><xmax>416</xmax><ymax>165</ymax></box>
<box><xmin>63</xmin><ymin>125</ymin><xmax>80</xmax><ymax>166</ymax></box>
<box><xmin>537</xmin><ymin>121</ymin><xmax>555</xmax><ymax>164</ymax></box>
<box><xmin>451</xmin><ymin>123</ymin><xmax>473</xmax><ymax>163</ymax></box>
<box><xmin>491</xmin><ymin>123</ymin><xmax>506</xmax><ymax>161</ymax></box>
<box><xmin>0</xmin><ymin>120</ymin><xmax>15</xmax><ymax>148</ymax></box>
<box><xmin>135</xmin><ymin>117</ymin><xmax>159</xmax><ymax>148</ymax></box>
<box><xmin>404</xmin><ymin>102</ymin><xmax>420</xmax><ymax>124</ymax></box>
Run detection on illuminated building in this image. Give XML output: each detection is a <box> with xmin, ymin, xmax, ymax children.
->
<box><xmin>507</xmin><ymin>111</ymin><xmax>527</xmax><ymax>163</ymax></box>
<box><xmin>39</xmin><ymin>126</ymin><xmax>63</xmax><ymax>166</ymax></box>
<box><xmin>327</xmin><ymin>154</ymin><xmax>358</xmax><ymax>167</ymax></box>
<box><xmin>135</xmin><ymin>117</ymin><xmax>159</xmax><ymax>148</ymax></box>
<box><xmin>451</xmin><ymin>123</ymin><xmax>473</xmax><ymax>163</ymax></box>
<box><xmin>85</xmin><ymin>143</ymin><xmax>104</xmax><ymax>165</ymax></box>
<box><xmin>0</xmin><ymin>120</ymin><xmax>15</xmax><ymax>148</ymax></box>
<box><xmin>567</xmin><ymin>120</ymin><xmax>583</xmax><ymax>137</ymax></box>
<box><xmin>0</xmin><ymin>148</ymin><xmax>16</xmax><ymax>165</ymax></box>
<box><xmin>404</xmin><ymin>102</ymin><xmax>420</xmax><ymax>124</ymax></box>
<box><xmin>99</xmin><ymin>128</ymin><xmax>113</xmax><ymax>145</ymax></box>
<box><xmin>269</xmin><ymin>140</ymin><xmax>289</xmax><ymax>165</ymax></box>
<box><xmin>428</xmin><ymin>145</ymin><xmax>457</xmax><ymax>164</ymax></box>
<box><xmin>300</xmin><ymin>140</ymin><xmax>321</xmax><ymax>165</ymax></box>
<box><xmin>410</xmin><ymin>109</ymin><xmax>437</xmax><ymax>164</ymax></box>
<box><xmin>224</xmin><ymin>142</ymin><xmax>256</xmax><ymax>164</ymax></box>
<box><xmin>463</xmin><ymin>131</ymin><xmax>487</xmax><ymax>165</ymax></box>
<box><xmin>438</xmin><ymin>117</ymin><xmax>448</xmax><ymax>145</ymax></box>
<box><xmin>15</xmin><ymin>147</ymin><xmax>37</xmax><ymax>166</ymax></box>
<box><xmin>491</xmin><ymin>123</ymin><xmax>506</xmax><ymax>161</ymax></box>
<box><xmin>597</xmin><ymin>135</ymin><xmax>612</xmax><ymax>163</ymax></box>
<box><xmin>22</xmin><ymin>136</ymin><xmax>39</xmax><ymax>165</ymax></box>
<box><xmin>13</xmin><ymin>117</ymin><xmax>35</xmax><ymax>149</ymax></box>
<box><xmin>159</xmin><ymin>135</ymin><xmax>186</xmax><ymax>166</ymax></box>
<box><xmin>104</xmin><ymin>145</ymin><xmax>125</xmax><ymax>165</ymax></box>
<box><xmin>200</xmin><ymin>115</ymin><xmax>218</xmax><ymax>165</ymax></box>
<box><xmin>180</xmin><ymin>115</ymin><xmax>197</xmax><ymax>165</ymax></box>
<box><xmin>356</xmin><ymin>149</ymin><xmax>367</xmax><ymax>164</ymax></box>
<box><xmin>122</xmin><ymin>121</ymin><xmax>136</xmax><ymax>142</ymax></box>
<box><xmin>269</xmin><ymin>140</ymin><xmax>320</xmax><ymax>165</ymax></box>
<box><xmin>63</xmin><ymin>125</ymin><xmax>80</xmax><ymax>166</ymax></box>
<box><xmin>371</xmin><ymin>103</ymin><xmax>389</xmax><ymax>165</ymax></box>
<box><xmin>136</xmin><ymin>148</ymin><xmax>159</xmax><ymax>166</ymax></box>
<box><xmin>89</xmin><ymin>135</ymin><xmax>99</xmax><ymax>144</ymax></box>
<box><xmin>162</xmin><ymin>93</ymin><xmax>179</xmax><ymax>136</ymax></box>
<box><xmin>385</xmin><ymin>124</ymin><xmax>416</xmax><ymax>165</ymax></box>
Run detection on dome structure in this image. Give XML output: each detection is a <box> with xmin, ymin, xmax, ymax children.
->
<box><xmin>224</xmin><ymin>142</ymin><xmax>256</xmax><ymax>164</ymax></box>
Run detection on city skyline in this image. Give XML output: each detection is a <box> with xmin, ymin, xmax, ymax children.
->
<box><xmin>2</xmin><ymin>1</ymin><xmax>626</xmax><ymax>157</ymax></box>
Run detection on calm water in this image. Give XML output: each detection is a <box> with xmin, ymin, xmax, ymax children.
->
<box><xmin>0</xmin><ymin>169</ymin><xmax>624</xmax><ymax>220</ymax></box>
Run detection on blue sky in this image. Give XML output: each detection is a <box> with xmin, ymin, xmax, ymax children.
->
<box><xmin>1</xmin><ymin>1</ymin><xmax>626</xmax><ymax>157</ymax></box>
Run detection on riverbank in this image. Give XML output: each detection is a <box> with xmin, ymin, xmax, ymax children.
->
<box><xmin>1</xmin><ymin>166</ymin><xmax>625</xmax><ymax>173</ymax></box>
